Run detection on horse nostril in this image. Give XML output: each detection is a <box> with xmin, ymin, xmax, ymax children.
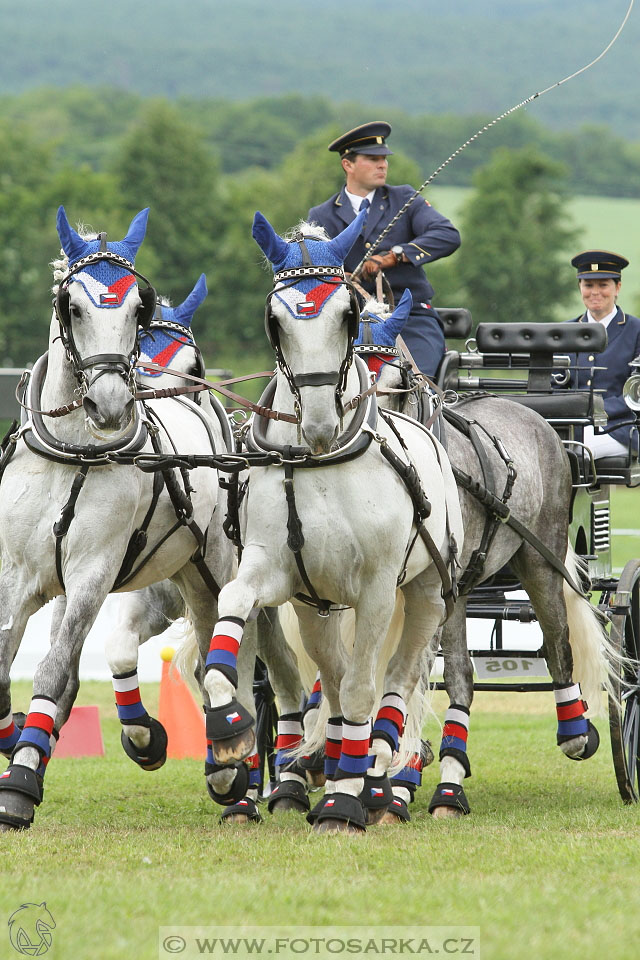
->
<box><xmin>82</xmin><ymin>396</ymin><xmax>104</xmax><ymax>427</ymax></box>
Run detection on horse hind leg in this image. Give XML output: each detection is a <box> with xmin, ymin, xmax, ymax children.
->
<box><xmin>512</xmin><ymin>545</ymin><xmax>602</xmax><ymax>762</ymax></box>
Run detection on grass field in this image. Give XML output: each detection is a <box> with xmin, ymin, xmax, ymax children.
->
<box><xmin>3</xmin><ymin>682</ymin><xmax>640</xmax><ymax>960</ymax></box>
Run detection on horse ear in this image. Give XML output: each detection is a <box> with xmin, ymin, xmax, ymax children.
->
<box><xmin>326</xmin><ymin>207</ymin><xmax>367</xmax><ymax>264</ymax></box>
<box><xmin>56</xmin><ymin>205</ymin><xmax>90</xmax><ymax>263</ymax></box>
<box><xmin>252</xmin><ymin>212</ymin><xmax>289</xmax><ymax>269</ymax></box>
<box><xmin>120</xmin><ymin>208</ymin><xmax>150</xmax><ymax>262</ymax></box>
<box><xmin>174</xmin><ymin>273</ymin><xmax>208</xmax><ymax>328</ymax></box>
<box><xmin>381</xmin><ymin>289</ymin><xmax>413</xmax><ymax>342</ymax></box>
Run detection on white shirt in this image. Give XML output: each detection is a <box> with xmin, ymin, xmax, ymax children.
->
<box><xmin>586</xmin><ymin>306</ymin><xmax>618</xmax><ymax>328</ymax></box>
<box><xmin>345</xmin><ymin>188</ymin><xmax>375</xmax><ymax>215</ymax></box>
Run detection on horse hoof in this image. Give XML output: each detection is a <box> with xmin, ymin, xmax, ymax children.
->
<box><xmin>211</xmin><ymin>727</ymin><xmax>256</xmax><ymax>765</ymax></box>
<box><xmin>269</xmin><ymin>796</ymin><xmax>308</xmax><ymax>814</ymax></box>
<box><xmin>560</xmin><ymin>721</ymin><xmax>600</xmax><ymax>761</ymax></box>
<box><xmin>365</xmin><ymin>805</ymin><xmax>390</xmax><ymax>825</ymax></box>
<box><xmin>221</xmin><ymin>813</ymin><xmax>252</xmax><ymax>825</ymax></box>
<box><xmin>377</xmin><ymin>810</ymin><xmax>406</xmax><ymax>825</ymax></box>
<box><xmin>313</xmin><ymin>818</ymin><xmax>365</xmax><ymax>835</ymax></box>
<box><xmin>431</xmin><ymin>805</ymin><xmax>463</xmax><ymax>819</ymax></box>
<box><xmin>305</xmin><ymin>770</ymin><xmax>326</xmax><ymax>788</ymax></box>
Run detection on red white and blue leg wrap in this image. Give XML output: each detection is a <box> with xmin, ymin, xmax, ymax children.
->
<box><xmin>304</xmin><ymin>673</ymin><xmax>323</xmax><ymax>714</ymax></box>
<box><xmin>439</xmin><ymin>704</ymin><xmax>471</xmax><ymax>778</ymax></box>
<box><xmin>372</xmin><ymin>692</ymin><xmax>407</xmax><ymax>752</ymax></box>
<box><xmin>555</xmin><ymin>683</ymin><xmax>589</xmax><ymax>742</ymax></box>
<box><xmin>13</xmin><ymin>697</ymin><xmax>57</xmax><ymax>760</ymax></box>
<box><xmin>275</xmin><ymin>713</ymin><xmax>303</xmax><ymax>770</ymax></box>
<box><xmin>335</xmin><ymin>718</ymin><xmax>372</xmax><ymax>780</ymax></box>
<box><xmin>112</xmin><ymin>670</ymin><xmax>149</xmax><ymax>725</ymax></box>
<box><xmin>324</xmin><ymin>716</ymin><xmax>343</xmax><ymax>779</ymax></box>
<box><xmin>205</xmin><ymin>617</ymin><xmax>245</xmax><ymax>688</ymax></box>
<box><xmin>0</xmin><ymin>709</ymin><xmax>21</xmax><ymax>755</ymax></box>
<box><xmin>391</xmin><ymin>748</ymin><xmax>425</xmax><ymax>795</ymax></box>
<box><xmin>246</xmin><ymin>751</ymin><xmax>261</xmax><ymax>792</ymax></box>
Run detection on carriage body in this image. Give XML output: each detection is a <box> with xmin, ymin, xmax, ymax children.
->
<box><xmin>435</xmin><ymin>310</ymin><xmax>640</xmax><ymax>801</ymax></box>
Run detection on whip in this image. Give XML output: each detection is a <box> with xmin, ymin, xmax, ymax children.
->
<box><xmin>353</xmin><ymin>0</ymin><xmax>635</xmax><ymax>275</ymax></box>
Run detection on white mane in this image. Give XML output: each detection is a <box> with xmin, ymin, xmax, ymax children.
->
<box><xmin>361</xmin><ymin>297</ymin><xmax>389</xmax><ymax>318</ymax></box>
<box><xmin>285</xmin><ymin>220</ymin><xmax>330</xmax><ymax>241</ymax></box>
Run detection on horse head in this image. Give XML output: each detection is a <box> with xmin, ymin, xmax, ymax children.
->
<box><xmin>252</xmin><ymin>210</ymin><xmax>365</xmax><ymax>454</ymax></box>
<box><xmin>354</xmin><ymin>289</ymin><xmax>413</xmax><ymax>410</ymax></box>
<box><xmin>138</xmin><ymin>273</ymin><xmax>208</xmax><ymax>383</ymax></box>
<box><xmin>55</xmin><ymin>205</ymin><xmax>152</xmax><ymax>438</ymax></box>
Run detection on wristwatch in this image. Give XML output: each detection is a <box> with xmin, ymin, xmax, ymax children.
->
<box><xmin>391</xmin><ymin>245</ymin><xmax>404</xmax><ymax>264</ymax></box>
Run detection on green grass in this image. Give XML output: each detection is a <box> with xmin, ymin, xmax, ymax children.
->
<box><xmin>3</xmin><ymin>683</ymin><xmax>640</xmax><ymax>960</ymax></box>
<box><xmin>610</xmin><ymin>486</ymin><xmax>640</xmax><ymax>572</ymax></box>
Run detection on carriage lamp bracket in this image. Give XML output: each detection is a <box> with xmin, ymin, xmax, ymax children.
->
<box><xmin>464</xmin><ymin>337</ymin><xmax>478</xmax><ymax>354</ymax></box>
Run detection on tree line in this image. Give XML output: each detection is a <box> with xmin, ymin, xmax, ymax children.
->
<box><xmin>0</xmin><ymin>95</ymin><xmax>604</xmax><ymax>370</ymax></box>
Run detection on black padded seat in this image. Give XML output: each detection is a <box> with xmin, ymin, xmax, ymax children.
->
<box><xmin>503</xmin><ymin>392</ymin><xmax>593</xmax><ymax>420</ymax></box>
<box><xmin>439</xmin><ymin>308</ymin><xmax>473</xmax><ymax>340</ymax></box>
<box><xmin>476</xmin><ymin>321</ymin><xmax>607</xmax><ymax>355</ymax></box>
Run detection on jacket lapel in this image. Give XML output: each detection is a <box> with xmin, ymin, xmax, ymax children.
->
<box><xmin>333</xmin><ymin>186</ymin><xmax>355</xmax><ymax>228</ymax></box>
<box><xmin>604</xmin><ymin>306</ymin><xmax>626</xmax><ymax>350</ymax></box>
<box><xmin>363</xmin><ymin>187</ymin><xmax>389</xmax><ymax>241</ymax></box>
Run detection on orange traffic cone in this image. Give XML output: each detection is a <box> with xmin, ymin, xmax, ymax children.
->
<box><xmin>55</xmin><ymin>705</ymin><xmax>105</xmax><ymax>758</ymax></box>
<box><xmin>157</xmin><ymin>648</ymin><xmax>205</xmax><ymax>759</ymax></box>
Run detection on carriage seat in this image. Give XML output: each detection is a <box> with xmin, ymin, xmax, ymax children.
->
<box><xmin>475</xmin><ymin>322</ymin><xmax>607</xmax><ymax>355</ymax></box>
<box><xmin>439</xmin><ymin>308</ymin><xmax>473</xmax><ymax>340</ymax></box>
<box><xmin>505</xmin><ymin>391</ymin><xmax>595</xmax><ymax>421</ymax></box>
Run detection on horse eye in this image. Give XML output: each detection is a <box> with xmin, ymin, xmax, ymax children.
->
<box><xmin>70</xmin><ymin>304</ymin><xmax>82</xmax><ymax>320</ymax></box>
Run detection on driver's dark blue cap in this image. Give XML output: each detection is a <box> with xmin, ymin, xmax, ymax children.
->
<box><xmin>571</xmin><ymin>250</ymin><xmax>629</xmax><ymax>279</ymax></box>
<box><xmin>328</xmin><ymin>121</ymin><xmax>393</xmax><ymax>156</ymax></box>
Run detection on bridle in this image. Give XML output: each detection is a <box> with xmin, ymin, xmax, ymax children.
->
<box><xmin>264</xmin><ymin>233</ymin><xmax>361</xmax><ymax>419</ymax></box>
<box><xmin>54</xmin><ymin>236</ymin><xmax>156</xmax><ymax>399</ymax></box>
<box><xmin>139</xmin><ymin>308</ymin><xmax>206</xmax><ymax>383</ymax></box>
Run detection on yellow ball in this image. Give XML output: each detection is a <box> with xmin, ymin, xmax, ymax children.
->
<box><xmin>160</xmin><ymin>646</ymin><xmax>175</xmax><ymax>663</ymax></box>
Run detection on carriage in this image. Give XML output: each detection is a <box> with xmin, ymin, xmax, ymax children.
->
<box><xmin>429</xmin><ymin>307</ymin><xmax>640</xmax><ymax>804</ymax></box>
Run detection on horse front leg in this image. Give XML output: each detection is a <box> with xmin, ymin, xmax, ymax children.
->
<box><xmin>359</xmin><ymin>576</ymin><xmax>447</xmax><ymax>825</ymax></box>
<box><xmin>428</xmin><ymin>600</ymin><xmax>474</xmax><ymax>819</ymax></box>
<box><xmin>0</xmin><ymin>575</ymin><xmax>111</xmax><ymax>830</ymax></box>
<box><xmin>0</xmin><ymin>573</ymin><xmax>42</xmax><ymax>768</ymax></box>
<box><xmin>202</xmin><ymin>552</ymin><xmax>291</xmax><ymax>766</ymax></box>
<box><xmin>309</xmin><ymin>580</ymin><xmax>398</xmax><ymax>834</ymax></box>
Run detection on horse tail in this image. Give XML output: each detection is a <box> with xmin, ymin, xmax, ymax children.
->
<box><xmin>173</xmin><ymin>613</ymin><xmax>201</xmax><ymax>696</ymax></box>
<box><xmin>564</xmin><ymin>541</ymin><xmax>621</xmax><ymax>716</ymax></box>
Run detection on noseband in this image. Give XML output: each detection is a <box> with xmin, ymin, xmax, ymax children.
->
<box><xmin>54</xmin><ymin>238</ymin><xmax>156</xmax><ymax>398</ymax></box>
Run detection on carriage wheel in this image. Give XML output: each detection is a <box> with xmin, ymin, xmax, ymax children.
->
<box><xmin>608</xmin><ymin>558</ymin><xmax>640</xmax><ymax>804</ymax></box>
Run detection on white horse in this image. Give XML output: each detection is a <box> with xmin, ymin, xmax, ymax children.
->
<box><xmin>0</xmin><ymin>207</ymin><xmax>234</xmax><ymax>830</ymax></box>
<box><xmin>202</xmin><ymin>211</ymin><xmax>463</xmax><ymax>833</ymax></box>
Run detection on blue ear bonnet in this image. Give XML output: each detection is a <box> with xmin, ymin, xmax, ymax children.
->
<box><xmin>355</xmin><ymin>289</ymin><xmax>413</xmax><ymax>347</ymax></box>
<box><xmin>56</xmin><ymin>205</ymin><xmax>149</xmax><ymax>309</ymax></box>
<box><xmin>138</xmin><ymin>274</ymin><xmax>207</xmax><ymax>377</ymax></box>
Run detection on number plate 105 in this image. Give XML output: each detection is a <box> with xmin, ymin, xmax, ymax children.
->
<box><xmin>473</xmin><ymin>656</ymin><xmax>549</xmax><ymax>679</ymax></box>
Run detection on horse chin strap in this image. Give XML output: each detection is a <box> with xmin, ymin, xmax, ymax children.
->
<box><xmin>54</xmin><ymin>250</ymin><xmax>156</xmax><ymax>400</ymax></box>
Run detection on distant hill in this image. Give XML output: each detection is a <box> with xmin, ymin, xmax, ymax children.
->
<box><xmin>2</xmin><ymin>0</ymin><xmax>639</xmax><ymax>137</ymax></box>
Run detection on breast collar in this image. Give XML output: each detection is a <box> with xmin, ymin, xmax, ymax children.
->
<box><xmin>19</xmin><ymin>352</ymin><xmax>151</xmax><ymax>466</ymax></box>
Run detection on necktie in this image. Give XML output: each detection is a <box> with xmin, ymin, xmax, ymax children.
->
<box><xmin>360</xmin><ymin>197</ymin><xmax>370</xmax><ymax>216</ymax></box>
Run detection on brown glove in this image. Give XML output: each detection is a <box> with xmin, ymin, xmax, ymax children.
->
<box><xmin>360</xmin><ymin>250</ymin><xmax>398</xmax><ymax>278</ymax></box>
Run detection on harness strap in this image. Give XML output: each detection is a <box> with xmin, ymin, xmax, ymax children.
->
<box><xmin>282</xmin><ymin>457</ymin><xmax>332</xmax><ymax>617</ymax></box>
<box><xmin>53</xmin><ymin>463</ymin><xmax>90</xmax><ymax>591</ymax></box>
<box><xmin>376</xmin><ymin>412</ymin><xmax>458</xmax><ymax>618</ymax></box>
<box><xmin>451</xmin><ymin>465</ymin><xmax>585</xmax><ymax>596</ymax></box>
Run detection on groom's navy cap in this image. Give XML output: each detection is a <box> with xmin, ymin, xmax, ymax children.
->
<box><xmin>571</xmin><ymin>250</ymin><xmax>629</xmax><ymax>279</ymax></box>
<box><xmin>328</xmin><ymin>121</ymin><xmax>393</xmax><ymax>156</ymax></box>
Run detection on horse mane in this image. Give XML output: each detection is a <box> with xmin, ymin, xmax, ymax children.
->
<box><xmin>285</xmin><ymin>220</ymin><xmax>330</xmax><ymax>241</ymax></box>
<box><xmin>361</xmin><ymin>297</ymin><xmax>389</xmax><ymax>318</ymax></box>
